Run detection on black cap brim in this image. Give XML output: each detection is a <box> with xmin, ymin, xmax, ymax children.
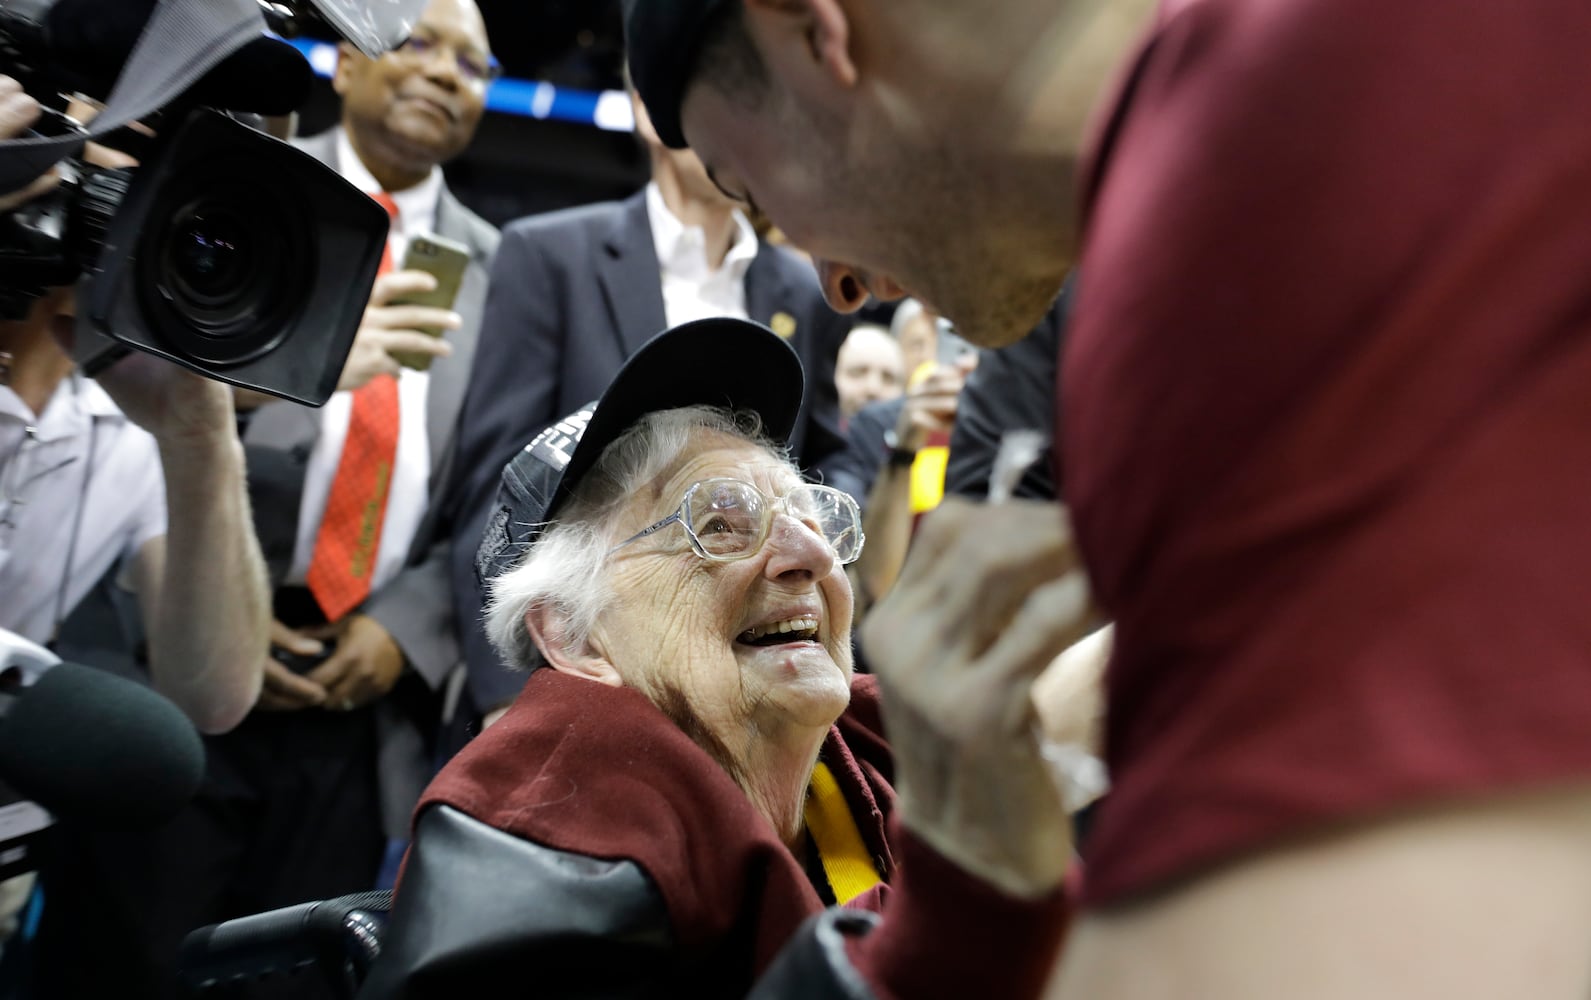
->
<box><xmin>476</xmin><ymin>317</ymin><xmax>806</xmax><ymax>588</ymax></box>
<box><xmin>547</xmin><ymin>316</ymin><xmax>805</xmax><ymax>519</ymax></box>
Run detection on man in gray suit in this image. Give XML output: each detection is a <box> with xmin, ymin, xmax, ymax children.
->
<box><xmin>445</xmin><ymin>89</ymin><xmax>852</xmax><ymax>731</ymax></box>
<box><xmin>246</xmin><ymin>0</ymin><xmax>498</xmax><ymax>726</ymax></box>
<box><xmin>234</xmin><ymin>0</ymin><xmax>498</xmax><ymax>860</ymax></box>
<box><xmin>24</xmin><ymin>2</ymin><xmax>499</xmax><ymax>996</ymax></box>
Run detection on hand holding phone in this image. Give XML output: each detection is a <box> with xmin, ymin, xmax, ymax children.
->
<box><xmin>934</xmin><ymin>317</ymin><xmax>978</xmax><ymax>367</ymax></box>
<box><xmin>334</xmin><ymin>272</ymin><xmax>460</xmax><ymax>391</ymax></box>
<box><xmin>387</xmin><ymin>232</ymin><xmax>470</xmax><ymax>371</ymax></box>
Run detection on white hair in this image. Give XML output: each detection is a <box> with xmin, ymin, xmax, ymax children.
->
<box><xmin>484</xmin><ymin>405</ymin><xmax>787</xmax><ymax>671</ymax></box>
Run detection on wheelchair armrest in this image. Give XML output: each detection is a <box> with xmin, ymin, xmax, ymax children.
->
<box><xmin>178</xmin><ymin>889</ymin><xmax>392</xmax><ymax>997</ymax></box>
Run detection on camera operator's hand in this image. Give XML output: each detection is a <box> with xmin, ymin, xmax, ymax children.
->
<box><xmin>337</xmin><ymin>271</ymin><xmax>459</xmax><ymax>391</ymax></box>
<box><xmin>305</xmin><ymin>614</ymin><xmax>405</xmax><ymax>713</ymax></box>
<box><xmin>36</xmin><ymin>289</ymin><xmax>231</xmax><ymax>443</ymax></box>
<box><xmin>98</xmin><ymin>335</ymin><xmax>238</xmax><ymax>441</ymax></box>
<box><xmin>0</xmin><ymin>76</ymin><xmax>62</xmax><ymax>212</ymax></box>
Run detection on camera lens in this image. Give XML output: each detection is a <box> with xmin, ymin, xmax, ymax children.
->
<box><xmin>141</xmin><ymin>173</ymin><xmax>310</xmax><ymax>363</ymax></box>
<box><xmin>159</xmin><ymin>198</ymin><xmax>278</xmax><ymax>331</ymax></box>
<box><xmin>170</xmin><ymin>210</ymin><xmax>252</xmax><ymax>307</ymax></box>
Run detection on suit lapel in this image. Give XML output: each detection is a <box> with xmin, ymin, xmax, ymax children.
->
<box><xmin>743</xmin><ymin>245</ymin><xmax>819</xmax><ymax>460</ymax></box>
<box><xmin>597</xmin><ymin>191</ymin><xmax>668</xmax><ymax>357</ymax></box>
<box><xmin>294</xmin><ymin>129</ymin><xmax>339</xmax><ymax>170</ymax></box>
<box><xmin>744</xmin><ymin>243</ymin><xmax>790</xmax><ymax>330</ymax></box>
<box><xmin>240</xmin><ymin>400</ymin><xmax>322</xmax><ymax>586</ymax></box>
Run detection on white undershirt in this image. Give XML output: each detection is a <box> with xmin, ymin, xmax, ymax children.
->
<box><xmin>0</xmin><ymin>375</ymin><xmax>166</xmax><ymax>644</ymax></box>
<box><xmin>646</xmin><ymin>181</ymin><xmax>757</xmax><ymax>327</ymax></box>
<box><xmin>283</xmin><ymin>130</ymin><xmax>442</xmax><ymax>595</ymax></box>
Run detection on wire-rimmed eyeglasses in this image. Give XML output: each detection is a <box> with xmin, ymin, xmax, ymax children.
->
<box><xmin>609</xmin><ymin>478</ymin><xmax>865</xmax><ymax>565</ymax></box>
<box><xmin>393</xmin><ymin>32</ymin><xmax>501</xmax><ymax>88</ymax></box>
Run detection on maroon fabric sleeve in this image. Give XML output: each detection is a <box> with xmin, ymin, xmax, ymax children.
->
<box><xmin>1064</xmin><ymin>0</ymin><xmax>1591</xmax><ymax>904</ymax></box>
<box><xmin>845</xmin><ymin>821</ymin><xmax>1071</xmax><ymax>1000</ymax></box>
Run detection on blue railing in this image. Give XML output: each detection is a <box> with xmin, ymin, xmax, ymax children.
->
<box><xmin>282</xmin><ymin>38</ymin><xmax>635</xmax><ymax>131</ymax></box>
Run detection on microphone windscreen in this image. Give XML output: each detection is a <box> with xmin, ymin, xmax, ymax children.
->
<box><xmin>0</xmin><ymin>663</ymin><xmax>205</xmax><ymax>829</ymax></box>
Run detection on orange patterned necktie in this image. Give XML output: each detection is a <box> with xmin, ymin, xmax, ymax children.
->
<box><xmin>306</xmin><ymin>192</ymin><xmax>401</xmax><ymax>622</ymax></box>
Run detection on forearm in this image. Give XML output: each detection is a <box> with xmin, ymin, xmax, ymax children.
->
<box><xmin>151</xmin><ymin>422</ymin><xmax>268</xmax><ymax>732</ymax></box>
<box><xmin>856</xmin><ymin>468</ymin><xmax>914</xmax><ymax>608</ymax></box>
<box><xmin>859</xmin><ymin>499</ymin><xmax>1087</xmax><ymax>898</ymax></box>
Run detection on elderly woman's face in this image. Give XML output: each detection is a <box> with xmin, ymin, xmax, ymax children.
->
<box><xmin>594</xmin><ymin>436</ymin><xmax>855</xmax><ymax>739</ymax></box>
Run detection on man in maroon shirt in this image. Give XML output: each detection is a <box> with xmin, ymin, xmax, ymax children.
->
<box><xmin>625</xmin><ymin>0</ymin><xmax>1591</xmax><ymax>996</ymax></box>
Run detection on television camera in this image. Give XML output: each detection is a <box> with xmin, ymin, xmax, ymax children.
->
<box><xmin>0</xmin><ymin>0</ymin><xmax>428</xmax><ymax>405</ymax></box>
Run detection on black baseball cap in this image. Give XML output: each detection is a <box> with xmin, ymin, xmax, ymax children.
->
<box><xmin>474</xmin><ymin>317</ymin><xmax>806</xmax><ymax>589</ymax></box>
<box><xmin>622</xmin><ymin>0</ymin><xmax>732</xmax><ymax>149</ymax></box>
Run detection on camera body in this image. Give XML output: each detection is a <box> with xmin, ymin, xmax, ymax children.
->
<box><xmin>74</xmin><ymin>110</ymin><xmax>387</xmax><ymax>404</ymax></box>
<box><xmin>0</xmin><ymin>130</ymin><xmax>127</xmax><ymax>319</ymax></box>
<box><xmin>0</xmin><ymin>0</ymin><xmax>401</xmax><ymax>405</ymax></box>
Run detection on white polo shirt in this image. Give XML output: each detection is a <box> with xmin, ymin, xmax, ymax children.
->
<box><xmin>0</xmin><ymin>374</ymin><xmax>166</xmax><ymax>645</ymax></box>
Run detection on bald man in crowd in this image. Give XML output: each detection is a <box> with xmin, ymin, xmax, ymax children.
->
<box><xmin>834</xmin><ymin>322</ymin><xmax>904</xmax><ymax>425</ymax></box>
<box><xmin>623</xmin><ymin>0</ymin><xmax>1591</xmax><ymax>997</ymax></box>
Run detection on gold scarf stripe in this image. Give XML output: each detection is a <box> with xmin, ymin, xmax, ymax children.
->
<box><xmin>803</xmin><ymin>761</ymin><xmax>884</xmax><ymax>905</ymax></box>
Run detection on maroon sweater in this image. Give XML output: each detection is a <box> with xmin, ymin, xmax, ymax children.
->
<box><xmin>419</xmin><ymin>670</ymin><xmax>1067</xmax><ymax>998</ymax></box>
<box><xmin>1067</xmin><ymin>0</ymin><xmax>1591</xmax><ymax>904</ymax></box>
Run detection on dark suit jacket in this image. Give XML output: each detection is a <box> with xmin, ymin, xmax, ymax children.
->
<box><xmin>944</xmin><ymin>293</ymin><xmax>1067</xmax><ymax>502</ymax></box>
<box><xmin>445</xmin><ymin>189</ymin><xmax>849</xmax><ymax>716</ymax></box>
<box><xmin>827</xmin><ymin>396</ymin><xmax>908</xmax><ymax>517</ymax></box>
<box><xmin>241</xmin><ymin>128</ymin><xmax>500</xmax><ymax>831</ymax></box>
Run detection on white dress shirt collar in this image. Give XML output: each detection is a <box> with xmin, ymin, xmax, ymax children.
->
<box><xmin>645</xmin><ymin>181</ymin><xmax>757</xmax><ymax>288</ymax></box>
<box><xmin>0</xmin><ymin>372</ymin><xmax>125</xmax><ymax>432</ymax></box>
<box><xmin>334</xmin><ymin>128</ymin><xmax>444</xmax><ymax>244</ymax></box>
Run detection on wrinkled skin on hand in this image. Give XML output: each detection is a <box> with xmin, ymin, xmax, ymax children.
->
<box><xmin>860</xmin><ymin>496</ymin><xmax>1094</xmax><ymax>897</ymax></box>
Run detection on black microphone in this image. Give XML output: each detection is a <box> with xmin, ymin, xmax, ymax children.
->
<box><xmin>38</xmin><ymin>0</ymin><xmax>315</xmax><ymax>115</ymax></box>
<box><xmin>178</xmin><ymin>889</ymin><xmax>392</xmax><ymax>994</ymax></box>
<box><xmin>0</xmin><ymin>658</ymin><xmax>205</xmax><ymax>829</ymax></box>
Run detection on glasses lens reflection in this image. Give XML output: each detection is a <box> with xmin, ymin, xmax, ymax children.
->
<box><xmin>689</xmin><ymin>482</ymin><xmax>763</xmax><ymax>556</ymax></box>
<box><xmin>685</xmin><ymin>481</ymin><xmax>861</xmax><ymax>563</ymax></box>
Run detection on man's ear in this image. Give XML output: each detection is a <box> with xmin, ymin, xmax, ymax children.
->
<box><xmin>629</xmin><ymin>87</ymin><xmax>663</xmax><ymax>149</ymax></box>
<box><xmin>330</xmin><ymin>42</ymin><xmax>361</xmax><ymax>97</ymax></box>
<box><xmin>524</xmin><ymin>605</ymin><xmax>622</xmax><ymax>687</ymax></box>
<box><xmin>746</xmin><ymin>0</ymin><xmax>858</xmax><ymax>89</ymax></box>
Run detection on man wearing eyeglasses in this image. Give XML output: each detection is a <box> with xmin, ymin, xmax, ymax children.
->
<box><xmin>243</xmin><ymin>0</ymin><xmax>498</xmax><ymax>724</ymax></box>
